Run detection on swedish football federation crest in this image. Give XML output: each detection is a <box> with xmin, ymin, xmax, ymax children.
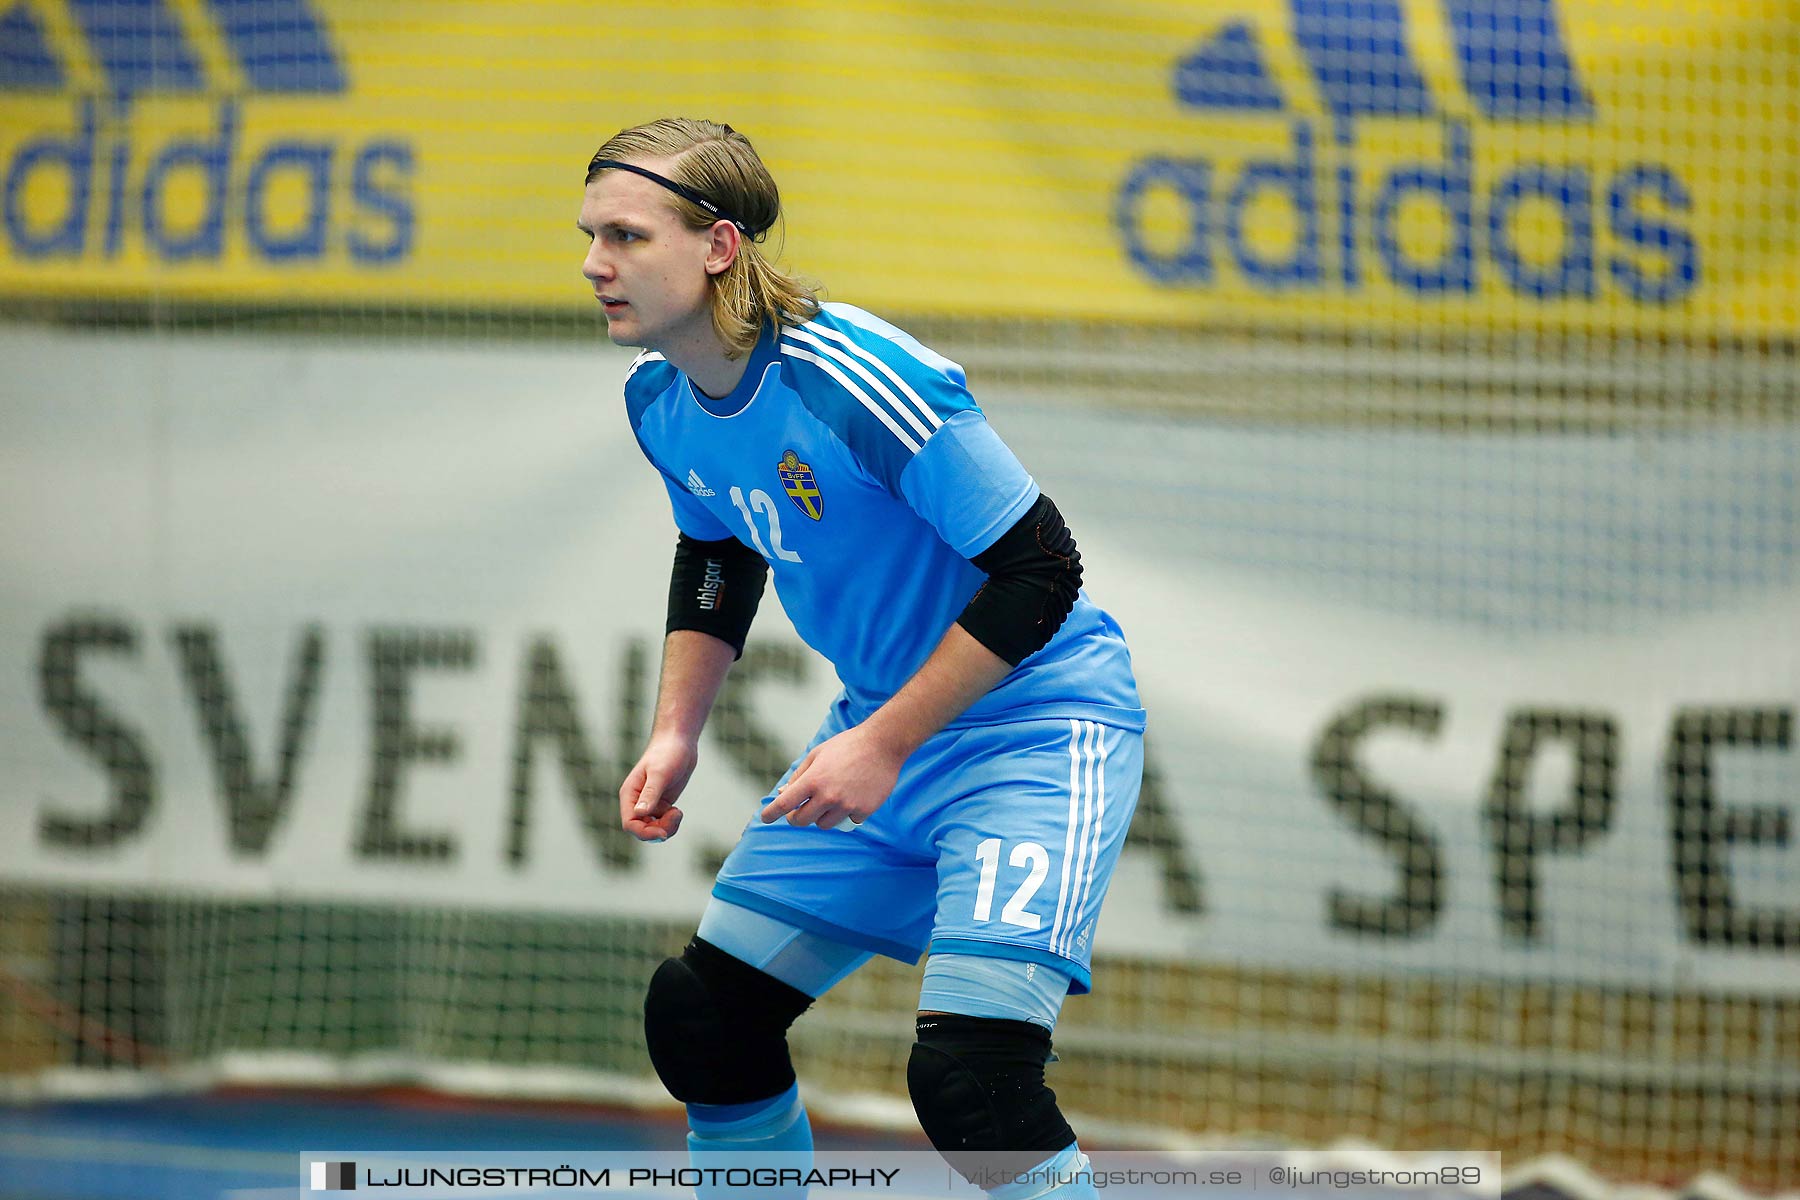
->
<box><xmin>777</xmin><ymin>449</ymin><xmax>823</xmax><ymax>520</ymax></box>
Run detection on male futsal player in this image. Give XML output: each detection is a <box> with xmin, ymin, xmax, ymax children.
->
<box><xmin>582</xmin><ymin>118</ymin><xmax>1144</xmax><ymax>1200</ymax></box>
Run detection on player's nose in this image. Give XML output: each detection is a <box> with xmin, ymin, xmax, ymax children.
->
<box><xmin>582</xmin><ymin>243</ymin><xmax>610</xmax><ymax>281</ymax></box>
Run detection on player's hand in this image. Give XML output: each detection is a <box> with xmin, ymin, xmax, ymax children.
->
<box><xmin>620</xmin><ymin>736</ymin><xmax>697</xmax><ymax>842</ymax></box>
<box><xmin>760</xmin><ymin>725</ymin><xmax>904</xmax><ymax>830</ymax></box>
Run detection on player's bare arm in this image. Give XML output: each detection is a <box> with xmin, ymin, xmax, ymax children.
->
<box><xmin>763</xmin><ymin>494</ymin><xmax>1084</xmax><ymax>830</ymax></box>
<box><xmin>621</xmin><ymin>524</ymin><xmax>769</xmax><ymax>841</ymax></box>
<box><xmin>761</xmin><ymin>624</ymin><xmax>1010</xmax><ymax>830</ymax></box>
<box><xmin>619</xmin><ymin>628</ymin><xmax>738</xmax><ymax>842</ymax></box>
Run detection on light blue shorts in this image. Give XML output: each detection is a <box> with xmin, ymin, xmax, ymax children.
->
<box><xmin>711</xmin><ymin>698</ymin><xmax>1143</xmax><ymax>994</ymax></box>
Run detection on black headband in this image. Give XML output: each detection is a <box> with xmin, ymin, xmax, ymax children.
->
<box><xmin>590</xmin><ymin>159</ymin><xmax>760</xmax><ymax>237</ymax></box>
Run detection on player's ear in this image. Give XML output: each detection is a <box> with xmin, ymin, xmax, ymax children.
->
<box><xmin>703</xmin><ymin>220</ymin><xmax>741</xmax><ymax>277</ymax></box>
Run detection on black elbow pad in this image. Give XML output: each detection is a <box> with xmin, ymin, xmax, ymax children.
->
<box><xmin>667</xmin><ymin>533</ymin><xmax>768</xmax><ymax>658</ymax></box>
<box><xmin>956</xmin><ymin>494</ymin><xmax>1083</xmax><ymax>666</ymax></box>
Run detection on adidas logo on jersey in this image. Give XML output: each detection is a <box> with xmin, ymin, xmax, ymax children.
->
<box><xmin>685</xmin><ymin>469</ymin><xmax>715</xmax><ymax>497</ymax></box>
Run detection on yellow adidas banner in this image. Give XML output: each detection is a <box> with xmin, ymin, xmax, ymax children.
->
<box><xmin>1</xmin><ymin>0</ymin><xmax>1794</xmax><ymax>335</ymax></box>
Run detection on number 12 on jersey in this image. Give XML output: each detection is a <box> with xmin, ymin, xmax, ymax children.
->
<box><xmin>972</xmin><ymin>838</ymin><xmax>1049</xmax><ymax>930</ymax></box>
<box><xmin>729</xmin><ymin>486</ymin><xmax>803</xmax><ymax>563</ymax></box>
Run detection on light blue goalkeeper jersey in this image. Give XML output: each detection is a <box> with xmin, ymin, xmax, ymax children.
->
<box><xmin>624</xmin><ymin>302</ymin><xmax>1144</xmax><ymax>732</ymax></box>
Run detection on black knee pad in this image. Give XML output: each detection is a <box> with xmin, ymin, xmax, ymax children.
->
<box><xmin>644</xmin><ymin>937</ymin><xmax>814</xmax><ymax>1106</ymax></box>
<box><xmin>907</xmin><ymin>1013</ymin><xmax>1075</xmax><ymax>1174</ymax></box>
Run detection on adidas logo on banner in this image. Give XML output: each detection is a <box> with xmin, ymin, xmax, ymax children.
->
<box><xmin>2</xmin><ymin>0</ymin><xmax>415</xmax><ymax>266</ymax></box>
<box><xmin>1116</xmin><ymin>0</ymin><xmax>1699</xmax><ymax>304</ymax></box>
<box><xmin>311</xmin><ymin>1161</ymin><xmax>355</xmax><ymax>1190</ymax></box>
<box><xmin>685</xmin><ymin>469</ymin><xmax>715</xmax><ymax>497</ymax></box>
<box><xmin>0</xmin><ymin>0</ymin><xmax>347</xmax><ymax>97</ymax></box>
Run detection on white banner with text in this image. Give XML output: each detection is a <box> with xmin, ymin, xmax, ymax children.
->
<box><xmin>1</xmin><ymin>329</ymin><xmax>1794</xmax><ymax>993</ymax></box>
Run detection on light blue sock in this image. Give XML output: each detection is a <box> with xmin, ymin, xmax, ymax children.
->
<box><xmin>686</xmin><ymin>1082</ymin><xmax>814</xmax><ymax>1199</ymax></box>
<box><xmin>986</xmin><ymin>1142</ymin><xmax>1098</xmax><ymax>1200</ymax></box>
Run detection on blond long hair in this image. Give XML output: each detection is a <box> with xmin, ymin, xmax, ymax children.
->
<box><xmin>586</xmin><ymin>119</ymin><xmax>819</xmax><ymax>359</ymax></box>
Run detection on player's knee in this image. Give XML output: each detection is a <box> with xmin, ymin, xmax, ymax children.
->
<box><xmin>907</xmin><ymin>1013</ymin><xmax>1075</xmax><ymax>1170</ymax></box>
<box><xmin>644</xmin><ymin>937</ymin><xmax>814</xmax><ymax>1106</ymax></box>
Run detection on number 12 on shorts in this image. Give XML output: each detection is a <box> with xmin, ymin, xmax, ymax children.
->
<box><xmin>972</xmin><ymin>838</ymin><xmax>1049</xmax><ymax>930</ymax></box>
